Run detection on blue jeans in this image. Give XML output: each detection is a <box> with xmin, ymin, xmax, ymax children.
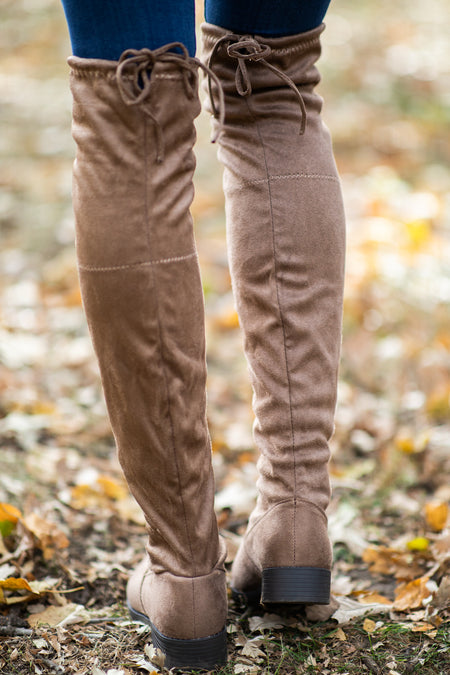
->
<box><xmin>61</xmin><ymin>1</ymin><xmax>332</xmax><ymax>60</ymax></box>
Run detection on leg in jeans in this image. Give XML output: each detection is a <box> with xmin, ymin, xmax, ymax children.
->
<box><xmin>205</xmin><ymin>0</ymin><xmax>332</xmax><ymax>36</ymax></box>
<box><xmin>61</xmin><ymin>1</ymin><xmax>227</xmax><ymax>669</ymax></box>
<box><xmin>201</xmin><ymin>0</ymin><xmax>345</xmax><ymax>607</ymax></box>
<box><xmin>61</xmin><ymin>0</ymin><xmax>196</xmax><ymax>58</ymax></box>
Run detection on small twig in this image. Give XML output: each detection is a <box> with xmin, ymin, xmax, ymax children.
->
<box><xmin>0</xmin><ymin>625</ymin><xmax>33</xmax><ymax>636</ymax></box>
<box><xmin>47</xmin><ymin>586</ymin><xmax>85</xmax><ymax>594</ymax></box>
<box><xmin>84</xmin><ymin>616</ymin><xmax>128</xmax><ymax>624</ymax></box>
<box><xmin>34</xmin><ymin>657</ymin><xmax>65</xmax><ymax>674</ymax></box>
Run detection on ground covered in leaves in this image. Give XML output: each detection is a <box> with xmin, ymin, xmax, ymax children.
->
<box><xmin>1</xmin><ymin>0</ymin><xmax>449</xmax><ymax>673</ymax></box>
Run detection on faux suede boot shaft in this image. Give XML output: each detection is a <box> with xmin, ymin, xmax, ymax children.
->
<box><xmin>68</xmin><ymin>46</ymin><xmax>227</xmax><ymax>667</ymax></box>
<box><xmin>202</xmin><ymin>23</ymin><xmax>346</xmax><ymax>604</ymax></box>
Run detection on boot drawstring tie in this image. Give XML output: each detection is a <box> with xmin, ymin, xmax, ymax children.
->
<box><xmin>116</xmin><ymin>42</ymin><xmax>225</xmax><ymax>163</ymax></box>
<box><xmin>207</xmin><ymin>34</ymin><xmax>307</xmax><ymax>135</ymax></box>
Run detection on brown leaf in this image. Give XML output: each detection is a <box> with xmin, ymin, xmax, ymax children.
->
<box><xmin>433</xmin><ymin>575</ymin><xmax>450</xmax><ymax>610</ymax></box>
<box><xmin>352</xmin><ymin>590</ymin><xmax>392</xmax><ymax>605</ymax></box>
<box><xmin>424</xmin><ymin>501</ymin><xmax>449</xmax><ymax>532</ymax></box>
<box><xmin>28</xmin><ymin>604</ymin><xmax>78</xmax><ymax>628</ymax></box>
<box><xmin>410</xmin><ymin>622</ymin><xmax>437</xmax><ymax>633</ymax></box>
<box><xmin>363</xmin><ymin>545</ymin><xmax>421</xmax><ymax>580</ymax></box>
<box><xmin>393</xmin><ymin>576</ymin><xmax>434</xmax><ymax>611</ymax></box>
<box><xmin>22</xmin><ymin>513</ymin><xmax>69</xmax><ymax>560</ymax></box>
<box><xmin>305</xmin><ymin>594</ymin><xmax>340</xmax><ymax>622</ymax></box>
<box><xmin>333</xmin><ymin>627</ymin><xmax>347</xmax><ymax>641</ymax></box>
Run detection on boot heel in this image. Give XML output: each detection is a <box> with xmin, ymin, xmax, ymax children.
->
<box><xmin>151</xmin><ymin>622</ymin><xmax>228</xmax><ymax>671</ymax></box>
<box><xmin>128</xmin><ymin>603</ymin><xmax>227</xmax><ymax>670</ymax></box>
<box><xmin>262</xmin><ymin>566</ymin><xmax>330</xmax><ymax>604</ymax></box>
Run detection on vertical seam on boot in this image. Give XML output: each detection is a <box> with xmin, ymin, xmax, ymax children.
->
<box><xmin>244</xmin><ymin>96</ymin><xmax>297</xmax><ymax>565</ymax></box>
<box><xmin>144</xmin><ymin>119</ymin><xmax>152</xmax><ymax>254</ymax></box>
<box><xmin>143</xmin><ymin>115</ymin><xmax>196</xmax><ymax>576</ymax></box>
<box><xmin>191</xmin><ymin>578</ymin><xmax>197</xmax><ymax>638</ymax></box>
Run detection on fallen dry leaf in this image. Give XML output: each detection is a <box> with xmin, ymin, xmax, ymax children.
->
<box><xmin>96</xmin><ymin>476</ymin><xmax>128</xmax><ymax>501</ymax></box>
<box><xmin>22</xmin><ymin>512</ymin><xmax>69</xmax><ymax>560</ymax></box>
<box><xmin>332</xmin><ymin>597</ymin><xmax>392</xmax><ymax>624</ymax></box>
<box><xmin>352</xmin><ymin>590</ymin><xmax>392</xmax><ymax>605</ymax></box>
<box><xmin>363</xmin><ymin>618</ymin><xmax>377</xmax><ymax>633</ymax></box>
<box><xmin>305</xmin><ymin>594</ymin><xmax>340</xmax><ymax>622</ymax></box>
<box><xmin>425</xmin><ymin>501</ymin><xmax>449</xmax><ymax>532</ymax></box>
<box><xmin>28</xmin><ymin>602</ymin><xmax>89</xmax><ymax>627</ymax></box>
<box><xmin>144</xmin><ymin>643</ymin><xmax>166</xmax><ymax>669</ymax></box>
<box><xmin>234</xmin><ymin>665</ymin><xmax>260</xmax><ymax>675</ymax></box>
<box><xmin>0</xmin><ymin>576</ymin><xmax>34</xmax><ymax>603</ymax></box>
<box><xmin>393</xmin><ymin>576</ymin><xmax>436</xmax><ymax>611</ymax></box>
<box><xmin>248</xmin><ymin>613</ymin><xmax>294</xmax><ymax>633</ymax></box>
<box><xmin>362</xmin><ymin>545</ymin><xmax>422</xmax><ymax>580</ymax></box>
<box><xmin>0</xmin><ymin>503</ymin><xmax>22</xmax><ymax>523</ymax></box>
<box><xmin>333</xmin><ymin>627</ymin><xmax>347</xmax><ymax>641</ymax></box>
<box><xmin>240</xmin><ymin>640</ymin><xmax>266</xmax><ymax>661</ymax></box>
<box><xmin>410</xmin><ymin>622</ymin><xmax>437</xmax><ymax>632</ymax></box>
<box><xmin>433</xmin><ymin>574</ymin><xmax>450</xmax><ymax>610</ymax></box>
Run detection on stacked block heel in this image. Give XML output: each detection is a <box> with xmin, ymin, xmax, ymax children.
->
<box><xmin>128</xmin><ymin>603</ymin><xmax>227</xmax><ymax>670</ymax></box>
<box><xmin>262</xmin><ymin>566</ymin><xmax>331</xmax><ymax>605</ymax></box>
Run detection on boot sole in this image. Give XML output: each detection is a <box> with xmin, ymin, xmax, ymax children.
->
<box><xmin>232</xmin><ymin>566</ymin><xmax>331</xmax><ymax>607</ymax></box>
<box><xmin>128</xmin><ymin>602</ymin><xmax>227</xmax><ymax>671</ymax></box>
<box><xmin>262</xmin><ymin>566</ymin><xmax>331</xmax><ymax>604</ymax></box>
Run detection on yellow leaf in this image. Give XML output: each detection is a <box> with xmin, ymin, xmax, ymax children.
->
<box><xmin>404</xmin><ymin>220</ymin><xmax>431</xmax><ymax>250</ymax></box>
<box><xmin>406</xmin><ymin>537</ymin><xmax>429</xmax><ymax>551</ymax></box>
<box><xmin>410</xmin><ymin>622</ymin><xmax>437</xmax><ymax>633</ymax></box>
<box><xmin>0</xmin><ymin>577</ymin><xmax>36</xmax><ymax>604</ymax></box>
<box><xmin>425</xmin><ymin>501</ymin><xmax>448</xmax><ymax>532</ymax></box>
<box><xmin>96</xmin><ymin>476</ymin><xmax>128</xmax><ymax>501</ymax></box>
<box><xmin>334</xmin><ymin>627</ymin><xmax>347</xmax><ymax>641</ymax></box>
<box><xmin>212</xmin><ymin>309</ymin><xmax>240</xmax><ymax>331</ymax></box>
<box><xmin>0</xmin><ymin>577</ymin><xmax>33</xmax><ymax>593</ymax></box>
<box><xmin>31</xmin><ymin>401</ymin><xmax>56</xmax><ymax>415</ymax></box>
<box><xmin>0</xmin><ymin>502</ymin><xmax>23</xmax><ymax>536</ymax></box>
<box><xmin>395</xmin><ymin>435</ymin><xmax>415</xmax><ymax>454</ymax></box>
<box><xmin>394</xmin><ymin>577</ymin><xmax>433</xmax><ymax>611</ymax></box>
<box><xmin>363</xmin><ymin>618</ymin><xmax>377</xmax><ymax>634</ymax></box>
<box><xmin>426</xmin><ymin>386</ymin><xmax>450</xmax><ymax>421</ymax></box>
<box><xmin>70</xmin><ymin>483</ymin><xmax>103</xmax><ymax>509</ymax></box>
<box><xmin>0</xmin><ymin>503</ymin><xmax>22</xmax><ymax>523</ymax></box>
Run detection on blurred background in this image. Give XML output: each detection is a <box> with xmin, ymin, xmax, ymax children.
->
<box><xmin>0</xmin><ymin>0</ymin><xmax>449</xmax><ymax>608</ymax></box>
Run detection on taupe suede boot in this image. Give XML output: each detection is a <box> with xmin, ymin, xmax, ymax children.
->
<box><xmin>68</xmin><ymin>45</ymin><xmax>227</xmax><ymax>669</ymax></box>
<box><xmin>201</xmin><ymin>23</ymin><xmax>346</xmax><ymax>606</ymax></box>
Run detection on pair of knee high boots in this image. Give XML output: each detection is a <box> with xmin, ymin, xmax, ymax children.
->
<box><xmin>68</xmin><ymin>21</ymin><xmax>345</xmax><ymax>671</ymax></box>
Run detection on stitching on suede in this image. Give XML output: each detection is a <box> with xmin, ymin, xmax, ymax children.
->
<box><xmin>268</xmin><ymin>39</ymin><xmax>321</xmax><ymax>56</ymax></box>
<box><xmin>234</xmin><ymin>173</ymin><xmax>340</xmax><ymax>189</ymax></box>
<box><xmin>202</xmin><ymin>34</ymin><xmax>320</xmax><ymax>55</ymax></box>
<box><xmin>246</xmin><ymin>97</ymin><xmax>298</xmax><ymax>566</ymax></box>
<box><xmin>78</xmin><ymin>251</ymin><xmax>197</xmax><ymax>272</ymax></box>
<box><xmin>191</xmin><ymin>578</ymin><xmax>197</xmax><ymax>638</ymax></box>
<box><xmin>71</xmin><ymin>70</ymin><xmax>183</xmax><ymax>82</ymax></box>
<box><xmin>144</xmin><ymin>167</ymin><xmax>196</xmax><ymax>575</ymax></box>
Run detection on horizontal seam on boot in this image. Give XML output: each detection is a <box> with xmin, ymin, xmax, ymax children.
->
<box><xmin>202</xmin><ymin>36</ymin><xmax>320</xmax><ymax>55</ymax></box>
<box><xmin>155</xmin><ymin>569</ymin><xmax>223</xmax><ymax>581</ymax></box>
<box><xmin>268</xmin><ymin>40</ymin><xmax>321</xmax><ymax>55</ymax></box>
<box><xmin>70</xmin><ymin>71</ymin><xmax>184</xmax><ymax>82</ymax></box>
<box><xmin>245</xmin><ymin>498</ymin><xmax>327</xmax><ymax>542</ymax></box>
<box><xmin>234</xmin><ymin>173</ymin><xmax>340</xmax><ymax>188</ymax></box>
<box><xmin>78</xmin><ymin>251</ymin><xmax>197</xmax><ymax>272</ymax></box>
